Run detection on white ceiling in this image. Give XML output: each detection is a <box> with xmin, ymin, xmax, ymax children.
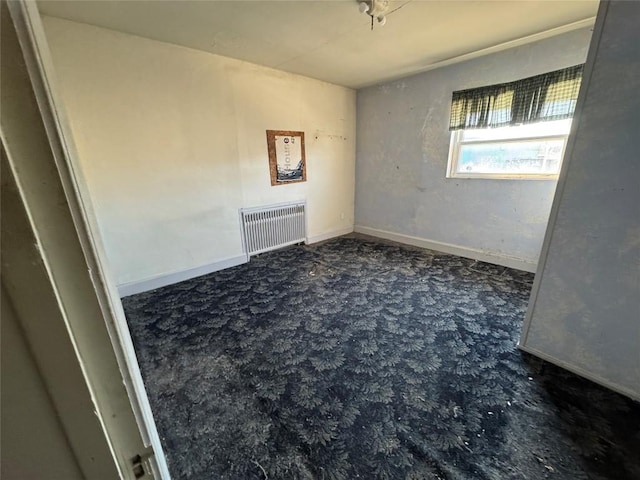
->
<box><xmin>37</xmin><ymin>0</ymin><xmax>599</xmax><ymax>89</ymax></box>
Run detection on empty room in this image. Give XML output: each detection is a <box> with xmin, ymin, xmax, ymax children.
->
<box><xmin>1</xmin><ymin>1</ymin><xmax>639</xmax><ymax>480</ymax></box>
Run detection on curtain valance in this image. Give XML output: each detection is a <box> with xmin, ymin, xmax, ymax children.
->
<box><xmin>449</xmin><ymin>64</ymin><xmax>584</xmax><ymax>131</ymax></box>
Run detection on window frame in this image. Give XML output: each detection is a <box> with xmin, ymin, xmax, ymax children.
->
<box><xmin>446</xmin><ymin>125</ymin><xmax>570</xmax><ymax>180</ymax></box>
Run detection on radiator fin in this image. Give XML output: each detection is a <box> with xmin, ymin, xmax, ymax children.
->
<box><xmin>241</xmin><ymin>203</ymin><xmax>306</xmax><ymax>256</ymax></box>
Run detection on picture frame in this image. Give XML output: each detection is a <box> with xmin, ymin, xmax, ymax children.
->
<box><xmin>266</xmin><ymin>130</ymin><xmax>307</xmax><ymax>186</ymax></box>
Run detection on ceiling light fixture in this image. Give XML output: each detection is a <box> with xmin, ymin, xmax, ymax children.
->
<box><xmin>359</xmin><ymin>0</ymin><xmax>390</xmax><ymax>29</ymax></box>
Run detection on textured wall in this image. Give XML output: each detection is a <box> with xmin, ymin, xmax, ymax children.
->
<box><xmin>43</xmin><ymin>16</ymin><xmax>356</xmax><ymax>286</ymax></box>
<box><xmin>521</xmin><ymin>1</ymin><xmax>640</xmax><ymax>399</ymax></box>
<box><xmin>355</xmin><ymin>28</ymin><xmax>592</xmax><ymax>266</ymax></box>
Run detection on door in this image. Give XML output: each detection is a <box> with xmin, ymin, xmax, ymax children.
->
<box><xmin>2</xmin><ymin>1</ymin><xmax>170</xmax><ymax>477</ymax></box>
<box><xmin>519</xmin><ymin>0</ymin><xmax>640</xmax><ymax>401</ymax></box>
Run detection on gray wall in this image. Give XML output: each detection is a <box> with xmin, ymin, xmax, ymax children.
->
<box><xmin>520</xmin><ymin>1</ymin><xmax>640</xmax><ymax>400</ymax></box>
<box><xmin>355</xmin><ymin>28</ymin><xmax>592</xmax><ymax>267</ymax></box>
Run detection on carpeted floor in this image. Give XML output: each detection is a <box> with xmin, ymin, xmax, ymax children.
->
<box><xmin>123</xmin><ymin>236</ymin><xmax>640</xmax><ymax>480</ymax></box>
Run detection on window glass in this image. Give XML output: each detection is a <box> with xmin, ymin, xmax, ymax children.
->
<box><xmin>447</xmin><ymin>119</ymin><xmax>571</xmax><ymax>178</ymax></box>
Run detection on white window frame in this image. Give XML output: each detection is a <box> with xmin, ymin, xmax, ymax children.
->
<box><xmin>446</xmin><ymin>124</ymin><xmax>570</xmax><ymax>180</ymax></box>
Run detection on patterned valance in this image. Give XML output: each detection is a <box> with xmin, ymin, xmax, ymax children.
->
<box><xmin>449</xmin><ymin>64</ymin><xmax>584</xmax><ymax>131</ymax></box>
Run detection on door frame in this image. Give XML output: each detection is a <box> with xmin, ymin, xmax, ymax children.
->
<box><xmin>5</xmin><ymin>2</ymin><xmax>171</xmax><ymax>477</ymax></box>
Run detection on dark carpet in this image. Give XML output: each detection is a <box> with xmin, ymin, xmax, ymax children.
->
<box><xmin>122</xmin><ymin>236</ymin><xmax>640</xmax><ymax>480</ymax></box>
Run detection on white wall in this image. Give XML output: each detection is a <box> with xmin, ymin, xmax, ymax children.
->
<box><xmin>43</xmin><ymin>16</ymin><xmax>356</xmax><ymax>289</ymax></box>
<box><xmin>355</xmin><ymin>28</ymin><xmax>592</xmax><ymax>270</ymax></box>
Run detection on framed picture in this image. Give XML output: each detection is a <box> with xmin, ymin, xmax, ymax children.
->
<box><xmin>266</xmin><ymin>130</ymin><xmax>307</xmax><ymax>186</ymax></box>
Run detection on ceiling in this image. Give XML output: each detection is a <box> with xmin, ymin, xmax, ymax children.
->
<box><xmin>37</xmin><ymin>0</ymin><xmax>599</xmax><ymax>89</ymax></box>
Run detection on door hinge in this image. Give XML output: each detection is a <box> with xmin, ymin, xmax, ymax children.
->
<box><xmin>131</xmin><ymin>447</ymin><xmax>159</xmax><ymax>479</ymax></box>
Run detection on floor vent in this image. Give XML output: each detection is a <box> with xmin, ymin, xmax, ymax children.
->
<box><xmin>240</xmin><ymin>202</ymin><xmax>306</xmax><ymax>256</ymax></box>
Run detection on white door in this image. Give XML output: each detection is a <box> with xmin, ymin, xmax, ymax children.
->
<box><xmin>2</xmin><ymin>1</ymin><xmax>170</xmax><ymax>478</ymax></box>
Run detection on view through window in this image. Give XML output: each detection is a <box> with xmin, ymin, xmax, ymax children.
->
<box><xmin>447</xmin><ymin>119</ymin><xmax>572</xmax><ymax>178</ymax></box>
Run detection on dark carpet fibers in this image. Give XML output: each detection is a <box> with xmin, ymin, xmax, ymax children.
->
<box><xmin>123</xmin><ymin>236</ymin><xmax>640</xmax><ymax>480</ymax></box>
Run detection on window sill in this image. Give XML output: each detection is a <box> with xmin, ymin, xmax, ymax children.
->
<box><xmin>446</xmin><ymin>173</ymin><xmax>559</xmax><ymax>180</ymax></box>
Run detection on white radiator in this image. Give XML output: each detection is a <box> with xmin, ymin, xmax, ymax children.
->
<box><xmin>240</xmin><ymin>202</ymin><xmax>306</xmax><ymax>256</ymax></box>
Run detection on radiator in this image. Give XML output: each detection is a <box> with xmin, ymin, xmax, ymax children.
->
<box><xmin>240</xmin><ymin>202</ymin><xmax>306</xmax><ymax>256</ymax></box>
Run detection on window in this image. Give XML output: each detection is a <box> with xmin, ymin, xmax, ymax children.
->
<box><xmin>447</xmin><ymin>64</ymin><xmax>583</xmax><ymax>179</ymax></box>
<box><xmin>447</xmin><ymin>119</ymin><xmax>571</xmax><ymax>179</ymax></box>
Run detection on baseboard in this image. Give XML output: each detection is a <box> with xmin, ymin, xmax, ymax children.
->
<box><xmin>307</xmin><ymin>226</ymin><xmax>354</xmax><ymax>245</ymax></box>
<box><xmin>354</xmin><ymin>225</ymin><xmax>537</xmax><ymax>273</ymax></box>
<box><xmin>517</xmin><ymin>344</ymin><xmax>640</xmax><ymax>402</ymax></box>
<box><xmin>117</xmin><ymin>254</ymin><xmax>248</xmax><ymax>298</ymax></box>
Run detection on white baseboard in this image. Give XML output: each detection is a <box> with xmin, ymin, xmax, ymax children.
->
<box><xmin>117</xmin><ymin>254</ymin><xmax>248</xmax><ymax>297</ymax></box>
<box><xmin>354</xmin><ymin>225</ymin><xmax>537</xmax><ymax>273</ymax></box>
<box><xmin>118</xmin><ymin>227</ymin><xmax>355</xmax><ymax>297</ymax></box>
<box><xmin>307</xmin><ymin>226</ymin><xmax>354</xmax><ymax>245</ymax></box>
